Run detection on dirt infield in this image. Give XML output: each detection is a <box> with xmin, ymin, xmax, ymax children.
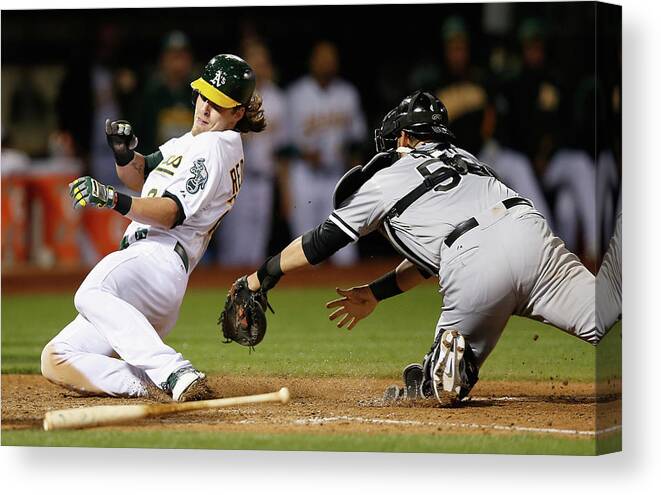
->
<box><xmin>1</xmin><ymin>374</ymin><xmax>621</xmax><ymax>438</ymax></box>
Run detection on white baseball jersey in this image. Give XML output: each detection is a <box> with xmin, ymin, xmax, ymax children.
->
<box><xmin>329</xmin><ymin>142</ymin><xmax>605</xmax><ymax>364</ymax></box>
<box><xmin>286</xmin><ymin>75</ymin><xmax>367</xmax><ymax>265</ymax></box>
<box><xmin>287</xmin><ymin>75</ymin><xmax>366</xmax><ymax>174</ymax></box>
<box><xmin>123</xmin><ymin>130</ymin><xmax>245</xmax><ymax>270</ymax></box>
<box><xmin>241</xmin><ymin>81</ymin><xmax>288</xmax><ymax>178</ymax></box>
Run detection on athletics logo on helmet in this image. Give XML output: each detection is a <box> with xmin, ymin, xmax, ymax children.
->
<box><xmin>374</xmin><ymin>91</ymin><xmax>455</xmax><ymax>152</ymax></box>
<box><xmin>191</xmin><ymin>54</ymin><xmax>256</xmax><ymax>109</ymax></box>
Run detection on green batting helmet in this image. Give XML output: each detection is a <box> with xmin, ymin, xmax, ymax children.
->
<box><xmin>190</xmin><ymin>54</ymin><xmax>256</xmax><ymax>108</ymax></box>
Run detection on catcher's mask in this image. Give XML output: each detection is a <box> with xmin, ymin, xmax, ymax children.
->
<box><xmin>374</xmin><ymin>91</ymin><xmax>455</xmax><ymax>152</ymax></box>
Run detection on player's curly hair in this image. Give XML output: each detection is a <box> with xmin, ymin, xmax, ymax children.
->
<box><xmin>235</xmin><ymin>92</ymin><xmax>267</xmax><ymax>133</ymax></box>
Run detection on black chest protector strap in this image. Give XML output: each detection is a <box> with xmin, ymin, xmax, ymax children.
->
<box><xmin>386</xmin><ymin>158</ymin><xmax>460</xmax><ymax>220</ymax></box>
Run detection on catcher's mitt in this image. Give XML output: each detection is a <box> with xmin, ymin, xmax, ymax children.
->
<box><xmin>219</xmin><ymin>276</ymin><xmax>273</xmax><ymax>348</ymax></box>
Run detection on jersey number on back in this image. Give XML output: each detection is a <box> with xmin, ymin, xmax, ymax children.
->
<box><xmin>414</xmin><ymin>149</ymin><xmax>496</xmax><ymax>192</ymax></box>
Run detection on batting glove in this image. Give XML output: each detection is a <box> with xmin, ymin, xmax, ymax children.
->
<box><xmin>69</xmin><ymin>176</ymin><xmax>116</xmax><ymax>209</ymax></box>
<box><xmin>105</xmin><ymin>118</ymin><xmax>138</xmax><ymax>166</ymax></box>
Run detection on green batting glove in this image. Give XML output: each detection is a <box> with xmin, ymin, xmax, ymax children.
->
<box><xmin>69</xmin><ymin>176</ymin><xmax>116</xmax><ymax>209</ymax></box>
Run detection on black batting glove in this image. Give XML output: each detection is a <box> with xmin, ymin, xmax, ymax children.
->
<box><xmin>105</xmin><ymin>118</ymin><xmax>138</xmax><ymax>166</ymax></box>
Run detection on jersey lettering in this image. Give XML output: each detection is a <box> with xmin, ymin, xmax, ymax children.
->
<box><xmin>154</xmin><ymin>155</ymin><xmax>183</xmax><ymax>176</ymax></box>
<box><xmin>416</xmin><ymin>159</ymin><xmax>462</xmax><ymax>192</ymax></box>
<box><xmin>228</xmin><ymin>159</ymin><xmax>244</xmax><ymax>204</ymax></box>
<box><xmin>413</xmin><ymin>149</ymin><xmax>496</xmax><ymax>193</ymax></box>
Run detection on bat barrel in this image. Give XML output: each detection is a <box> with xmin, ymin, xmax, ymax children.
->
<box><xmin>43</xmin><ymin>404</ymin><xmax>151</xmax><ymax>431</ymax></box>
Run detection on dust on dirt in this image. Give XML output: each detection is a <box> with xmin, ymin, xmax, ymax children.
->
<box><xmin>1</xmin><ymin>374</ymin><xmax>621</xmax><ymax>437</ymax></box>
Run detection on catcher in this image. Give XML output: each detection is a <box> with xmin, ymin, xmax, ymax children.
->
<box><xmin>221</xmin><ymin>91</ymin><xmax>620</xmax><ymax>406</ymax></box>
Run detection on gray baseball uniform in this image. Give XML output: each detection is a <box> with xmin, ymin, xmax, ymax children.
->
<box><xmin>329</xmin><ymin>142</ymin><xmax>608</xmax><ymax>365</ymax></box>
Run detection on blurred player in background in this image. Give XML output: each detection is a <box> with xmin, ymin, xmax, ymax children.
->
<box><xmin>410</xmin><ymin>17</ymin><xmax>553</xmax><ymax>226</ymax></box>
<box><xmin>286</xmin><ymin>40</ymin><xmax>367</xmax><ymax>265</ymax></box>
<box><xmin>216</xmin><ymin>41</ymin><xmax>290</xmax><ymax>266</ymax></box>
<box><xmin>499</xmin><ymin>18</ymin><xmax>564</xmax><ymax>176</ymax></box>
<box><xmin>137</xmin><ymin>31</ymin><xmax>195</xmax><ymax>153</ymax></box>
<box><xmin>53</xmin><ymin>24</ymin><xmax>139</xmax><ymax>264</ymax></box>
<box><xmin>411</xmin><ymin>16</ymin><xmax>492</xmax><ymax>156</ymax></box>
<box><xmin>55</xmin><ymin>23</ymin><xmax>138</xmax><ymax>186</ymax></box>
<box><xmin>41</xmin><ymin>54</ymin><xmax>266</xmax><ymax>402</ymax></box>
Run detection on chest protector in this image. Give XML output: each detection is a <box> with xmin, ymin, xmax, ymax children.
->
<box><xmin>332</xmin><ymin>151</ymin><xmax>396</xmax><ymax>209</ymax></box>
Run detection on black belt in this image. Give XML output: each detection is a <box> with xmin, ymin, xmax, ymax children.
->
<box><xmin>174</xmin><ymin>241</ymin><xmax>189</xmax><ymax>272</ymax></box>
<box><xmin>120</xmin><ymin>229</ymin><xmax>189</xmax><ymax>272</ymax></box>
<box><xmin>444</xmin><ymin>197</ymin><xmax>532</xmax><ymax>248</ymax></box>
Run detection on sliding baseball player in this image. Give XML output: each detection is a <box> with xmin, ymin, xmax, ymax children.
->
<box><xmin>41</xmin><ymin>54</ymin><xmax>266</xmax><ymax>401</ymax></box>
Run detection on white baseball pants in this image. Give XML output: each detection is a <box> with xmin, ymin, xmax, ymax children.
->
<box><xmin>41</xmin><ymin>240</ymin><xmax>191</xmax><ymax>397</ymax></box>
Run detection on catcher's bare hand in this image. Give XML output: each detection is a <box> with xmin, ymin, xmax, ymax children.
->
<box><xmin>325</xmin><ymin>285</ymin><xmax>377</xmax><ymax>330</ymax></box>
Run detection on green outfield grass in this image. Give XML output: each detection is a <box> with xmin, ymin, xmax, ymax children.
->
<box><xmin>0</xmin><ymin>429</ymin><xmax>621</xmax><ymax>455</ymax></box>
<box><xmin>2</xmin><ymin>286</ymin><xmax>621</xmax><ymax>382</ymax></box>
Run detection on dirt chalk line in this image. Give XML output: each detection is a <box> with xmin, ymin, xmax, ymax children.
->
<box><xmin>235</xmin><ymin>415</ymin><xmax>620</xmax><ymax>437</ymax></box>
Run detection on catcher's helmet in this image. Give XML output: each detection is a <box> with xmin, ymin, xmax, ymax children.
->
<box><xmin>190</xmin><ymin>54</ymin><xmax>255</xmax><ymax>108</ymax></box>
<box><xmin>374</xmin><ymin>91</ymin><xmax>455</xmax><ymax>152</ymax></box>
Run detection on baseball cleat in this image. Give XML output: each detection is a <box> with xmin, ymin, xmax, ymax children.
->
<box><xmin>430</xmin><ymin>329</ymin><xmax>466</xmax><ymax>406</ymax></box>
<box><xmin>402</xmin><ymin>363</ymin><xmax>425</xmax><ymax>399</ymax></box>
<box><xmin>162</xmin><ymin>366</ymin><xmax>212</xmax><ymax>402</ymax></box>
<box><xmin>384</xmin><ymin>364</ymin><xmax>429</xmax><ymax>402</ymax></box>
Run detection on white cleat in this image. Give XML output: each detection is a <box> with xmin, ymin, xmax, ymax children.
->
<box><xmin>162</xmin><ymin>367</ymin><xmax>210</xmax><ymax>402</ymax></box>
<box><xmin>431</xmin><ymin>329</ymin><xmax>466</xmax><ymax>406</ymax></box>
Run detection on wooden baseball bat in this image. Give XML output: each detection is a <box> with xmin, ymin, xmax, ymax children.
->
<box><xmin>43</xmin><ymin>387</ymin><xmax>290</xmax><ymax>431</ymax></box>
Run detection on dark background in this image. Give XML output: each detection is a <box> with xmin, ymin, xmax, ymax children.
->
<box><xmin>2</xmin><ymin>3</ymin><xmax>610</xmax><ymax>131</ymax></box>
<box><xmin>1</xmin><ymin>2</ymin><xmax>621</xmax><ymax>265</ymax></box>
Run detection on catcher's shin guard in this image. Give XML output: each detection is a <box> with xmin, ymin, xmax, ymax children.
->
<box><xmin>422</xmin><ymin>329</ymin><xmax>479</xmax><ymax>406</ymax></box>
